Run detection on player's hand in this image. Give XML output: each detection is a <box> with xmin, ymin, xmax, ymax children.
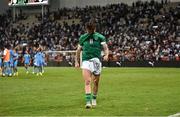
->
<box><xmin>103</xmin><ymin>55</ymin><xmax>109</xmax><ymax>61</ymax></box>
<box><xmin>75</xmin><ymin>62</ymin><xmax>80</xmax><ymax>68</ymax></box>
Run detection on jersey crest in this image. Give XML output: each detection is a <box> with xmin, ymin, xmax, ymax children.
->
<box><xmin>89</xmin><ymin>38</ymin><xmax>94</xmax><ymax>44</ymax></box>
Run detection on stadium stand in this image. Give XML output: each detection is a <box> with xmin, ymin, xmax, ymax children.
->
<box><xmin>0</xmin><ymin>0</ymin><xmax>180</xmax><ymax>63</ymax></box>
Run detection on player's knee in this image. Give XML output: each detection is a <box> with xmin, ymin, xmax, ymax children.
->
<box><xmin>94</xmin><ymin>80</ymin><xmax>99</xmax><ymax>86</ymax></box>
<box><xmin>85</xmin><ymin>80</ymin><xmax>91</xmax><ymax>86</ymax></box>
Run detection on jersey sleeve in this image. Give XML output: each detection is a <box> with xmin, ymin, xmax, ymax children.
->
<box><xmin>3</xmin><ymin>50</ymin><xmax>7</xmax><ymax>56</ymax></box>
<box><xmin>10</xmin><ymin>50</ymin><xmax>14</xmax><ymax>56</ymax></box>
<box><xmin>79</xmin><ymin>35</ymin><xmax>84</xmax><ymax>47</ymax></box>
<box><xmin>100</xmin><ymin>35</ymin><xmax>106</xmax><ymax>45</ymax></box>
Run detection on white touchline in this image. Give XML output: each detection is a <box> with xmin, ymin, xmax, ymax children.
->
<box><xmin>168</xmin><ymin>113</ymin><xmax>180</xmax><ymax>117</ymax></box>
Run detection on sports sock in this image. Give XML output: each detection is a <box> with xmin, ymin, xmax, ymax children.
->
<box><xmin>25</xmin><ymin>67</ymin><xmax>28</xmax><ymax>72</ymax></box>
<box><xmin>85</xmin><ymin>93</ymin><xmax>91</xmax><ymax>103</ymax></box>
<box><xmin>27</xmin><ymin>67</ymin><xmax>29</xmax><ymax>72</ymax></box>
<box><xmin>92</xmin><ymin>94</ymin><xmax>97</xmax><ymax>100</ymax></box>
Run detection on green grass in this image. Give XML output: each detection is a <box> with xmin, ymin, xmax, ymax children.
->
<box><xmin>0</xmin><ymin>67</ymin><xmax>180</xmax><ymax>116</ymax></box>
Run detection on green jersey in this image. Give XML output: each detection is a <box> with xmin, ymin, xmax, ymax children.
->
<box><xmin>79</xmin><ymin>32</ymin><xmax>106</xmax><ymax>61</ymax></box>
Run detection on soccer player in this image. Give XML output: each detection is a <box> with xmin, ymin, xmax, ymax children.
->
<box><xmin>2</xmin><ymin>45</ymin><xmax>11</xmax><ymax>77</ymax></box>
<box><xmin>9</xmin><ymin>47</ymin><xmax>14</xmax><ymax>75</ymax></box>
<box><xmin>33</xmin><ymin>48</ymin><xmax>44</xmax><ymax>76</ymax></box>
<box><xmin>23</xmin><ymin>50</ymin><xmax>31</xmax><ymax>74</ymax></box>
<box><xmin>41</xmin><ymin>52</ymin><xmax>46</xmax><ymax>73</ymax></box>
<box><xmin>75</xmin><ymin>20</ymin><xmax>109</xmax><ymax>108</ymax></box>
<box><xmin>13</xmin><ymin>49</ymin><xmax>19</xmax><ymax>76</ymax></box>
<box><xmin>0</xmin><ymin>50</ymin><xmax>2</xmax><ymax>75</ymax></box>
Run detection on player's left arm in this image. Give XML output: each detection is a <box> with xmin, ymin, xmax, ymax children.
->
<box><xmin>100</xmin><ymin>35</ymin><xmax>109</xmax><ymax>61</ymax></box>
<box><xmin>102</xmin><ymin>42</ymin><xmax>109</xmax><ymax>61</ymax></box>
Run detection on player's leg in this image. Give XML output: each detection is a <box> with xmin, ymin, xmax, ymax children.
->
<box><xmin>24</xmin><ymin>64</ymin><xmax>27</xmax><ymax>71</ymax></box>
<box><xmin>42</xmin><ymin>66</ymin><xmax>44</xmax><ymax>73</ymax></box>
<box><xmin>14</xmin><ymin>67</ymin><xmax>18</xmax><ymax>76</ymax></box>
<box><xmin>10</xmin><ymin>63</ymin><xmax>14</xmax><ymax>76</ymax></box>
<box><xmin>36</xmin><ymin>62</ymin><xmax>41</xmax><ymax>76</ymax></box>
<box><xmin>13</xmin><ymin>66</ymin><xmax>17</xmax><ymax>76</ymax></box>
<box><xmin>92</xmin><ymin>75</ymin><xmax>100</xmax><ymax>107</ymax></box>
<box><xmin>36</xmin><ymin>66</ymin><xmax>40</xmax><ymax>76</ymax></box>
<box><xmin>2</xmin><ymin>63</ymin><xmax>6</xmax><ymax>76</ymax></box>
<box><xmin>0</xmin><ymin>67</ymin><xmax>1</xmax><ymax>76</ymax></box>
<box><xmin>2</xmin><ymin>62</ymin><xmax>5</xmax><ymax>76</ymax></box>
<box><xmin>39</xmin><ymin>62</ymin><xmax>43</xmax><ymax>75</ymax></box>
<box><xmin>7</xmin><ymin>62</ymin><xmax>11</xmax><ymax>76</ymax></box>
<box><xmin>39</xmin><ymin>66</ymin><xmax>43</xmax><ymax>76</ymax></box>
<box><xmin>25</xmin><ymin>63</ymin><xmax>29</xmax><ymax>73</ymax></box>
<box><xmin>35</xmin><ymin>61</ymin><xmax>40</xmax><ymax>76</ymax></box>
<box><xmin>91</xmin><ymin>58</ymin><xmax>102</xmax><ymax>107</ymax></box>
<box><xmin>0</xmin><ymin>66</ymin><xmax>2</xmax><ymax>76</ymax></box>
<box><xmin>32</xmin><ymin>65</ymin><xmax>36</xmax><ymax>74</ymax></box>
<box><xmin>82</xmin><ymin>69</ymin><xmax>92</xmax><ymax>108</ymax></box>
<box><xmin>0</xmin><ymin>60</ymin><xmax>2</xmax><ymax>75</ymax></box>
<box><xmin>14</xmin><ymin>62</ymin><xmax>18</xmax><ymax>76</ymax></box>
<box><xmin>16</xmin><ymin>62</ymin><xmax>18</xmax><ymax>76</ymax></box>
<box><xmin>27</xmin><ymin>64</ymin><xmax>29</xmax><ymax>73</ymax></box>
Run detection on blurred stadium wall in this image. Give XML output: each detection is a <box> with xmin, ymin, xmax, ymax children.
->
<box><xmin>51</xmin><ymin>0</ymin><xmax>179</xmax><ymax>10</ymax></box>
<box><xmin>0</xmin><ymin>0</ymin><xmax>9</xmax><ymax>13</ymax></box>
<box><xmin>0</xmin><ymin>0</ymin><xmax>179</xmax><ymax>13</ymax></box>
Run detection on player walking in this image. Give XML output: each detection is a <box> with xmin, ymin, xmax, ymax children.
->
<box><xmin>75</xmin><ymin>20</ymin><xmax>109</xmax><ymax>108</ymax></box>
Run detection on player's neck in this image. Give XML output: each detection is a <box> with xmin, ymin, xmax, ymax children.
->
<box><xmin>88</xmin><ymin>31</ymin><xmax>95</xmax><ymax>34</ymax></box>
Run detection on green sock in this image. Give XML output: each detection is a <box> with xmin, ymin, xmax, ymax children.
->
<box><xmin>92</xmin><ymin>94</ymin><xmax>97</xmax><ymax>100</ymax></box>
<box><xmin>85</xmin><ymin>93</ymin><xmax>91</xmax><ymax>103</ymax></box>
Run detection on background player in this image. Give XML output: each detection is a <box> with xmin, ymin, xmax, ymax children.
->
<box><xmin>9</xmin><ymin>47</ymin><xmax>14</xmax><ymax>76</ymax></box>
<box><xmin>0</xmin><ymin>49</ymin><xmax>2</xmax><ymax>76</ymax></box>
<box><xmin>13</xmin><ymin>49</ymin><xmax>19</xmax><ymax>76</ymax></box>
<box><xmin>2</xmin><ymin>45</ymin><xmax>11</xmax><ymax>77</ymax></box>
<box><xmin>33</xmin><ymin>48</ymin><xmax>44</xmax><ymax>76</ymax></box>
<box><xmin>41</xmin><ymin>52</ymin><xmax>47</xmax><ymax>73</ymax></box>
<box><xmin>23</xmin><ymin>50</ymin><xmax>31</xmax><ymax>74</ymax></box>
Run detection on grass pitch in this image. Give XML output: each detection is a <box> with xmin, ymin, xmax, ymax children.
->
<box><xmin>0</xmin><ymin>67</ymin><xmax>180</xmax><ymax>116</ymax></box>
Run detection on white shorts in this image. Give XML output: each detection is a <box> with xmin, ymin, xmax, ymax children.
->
<box><xmin>81</xmin><ymin>58</ymin><xmax>102</xmax><ymax>75</ymax></box>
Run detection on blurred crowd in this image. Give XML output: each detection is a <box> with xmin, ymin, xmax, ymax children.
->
<box><xmin>0</xmin><ymin>0</ymin><xmax>180</xmax><ymax>62</ymax></box>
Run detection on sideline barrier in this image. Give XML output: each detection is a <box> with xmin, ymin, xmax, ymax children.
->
<box><xmin>102</xmin><ymin>61</ymin><xmax>180</xmax><ymax>67</ymax></box>
<box><xmin>43</xmin><ymin>61</ymin><xmax>180</xmax><ymax>67</ymax></box>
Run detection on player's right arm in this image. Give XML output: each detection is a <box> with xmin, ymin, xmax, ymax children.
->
<box><xmin>75</xmin><ymin>44</ymin><xmax>82</xmax><ymax>68</ymax></box>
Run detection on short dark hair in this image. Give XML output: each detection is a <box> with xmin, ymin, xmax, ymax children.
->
<box><xmin>4</xmin><ymin>44</ymin><xmax>10</xmax><ymax>49</ymax></box>
<box><xmin>85</xmin><ymin>19</ymin><xmax>96</xmax><ymax>33</ymax></box>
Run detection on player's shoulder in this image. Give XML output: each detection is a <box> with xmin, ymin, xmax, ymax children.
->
<box><xmin>79</xmin><ymin>33</ymin><xmax>90</xmax><ymax>44</ymax></box>
<box><xmin>94</xmin><ymin>32</ymin><xmax>105</xmax><ymax>38</ymax></box>
<box><xmin>94</xmin><ymin>32</ymin><xmax>105</xmax><ymax>39</ymax></box>
<box><xmin>10</xmin><ymin>50</ymin><xmax>14</xmax><ymax>54</ymax></box>
<box><xmin>79</xmin><ymin>33</ymin><xmax>89</xmax><ymax>40</ymax></box>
